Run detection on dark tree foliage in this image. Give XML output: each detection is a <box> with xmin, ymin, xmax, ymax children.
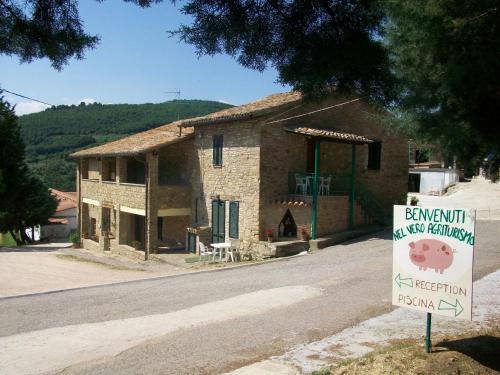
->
<box><xmin>173</xmin><ymin>0</ymin><xmax>395</xmax><ymax>103</ymax></box>
<box><xmin>0</xmin><ymin>94</ymin><xmax>57</xmax><ymax>245</ymax></box>
<box><xmin>0</xmin><ymin>0</ymin><xmax>99</xmax><ymax>69</ymax></box>
<box><xmin>385</xmin><ymin>0</ymin><xmax>500</xmax><ymax>171</ymax></box>
<box><xmin>2</xmin><ymin>0</ymin><xmax>498</xmax><ymax>176</ymax></box>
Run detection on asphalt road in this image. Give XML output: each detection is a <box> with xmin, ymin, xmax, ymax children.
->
<box><xmin>0</xmin><ymin>221</ymin><xmax>499</xmax><ymax>375</ymax></box>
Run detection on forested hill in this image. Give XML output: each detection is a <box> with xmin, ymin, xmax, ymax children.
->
<box><xmin>19</xmin><ymin>100</ymin><xmax>232</xmax><ymax>191</ymax></box>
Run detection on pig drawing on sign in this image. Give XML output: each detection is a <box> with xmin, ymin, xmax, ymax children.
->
<box><xmin>408</xmin><ymin>239</ymin><xmax>454</xmax><ymax>274</ymax></box>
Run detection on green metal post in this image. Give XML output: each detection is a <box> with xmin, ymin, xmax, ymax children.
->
<box><xmin>311</xmin><ymin>139</ymin><xmax>320</xmax><ymax>240</ymax></box>
<box><xmin>349</xmin><ymin>144</ymin><xmax>356</xmax><ymax>230</ymax></box>
<box><xmin>425</xmin><ymin>312</ymin><xmax>432</xmax><ymax>353</ymax></box>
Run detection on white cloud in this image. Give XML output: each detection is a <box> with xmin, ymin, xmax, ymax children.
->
<box><xmin>218</xmin><ymin>99</ymin><xmax>235</xmax><ymax>105</ymax></box>
<box><xmin>79</xmin><ymin>98</ymin><xmax>97</xmax><ymax>105</ymax></box>
<box><xmin>14</xmin><ymin>101</ymin><xmax>51</xmax><ymax>116</ymax></box>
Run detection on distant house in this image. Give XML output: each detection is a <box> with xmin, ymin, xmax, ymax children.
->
<box><xmin>407</xmin><ymin>142</ymin><xmax>459</xmax><ymax>195</ymax></box>
<box><xmin>33</xmin><ymin>189</ymin><xmax>77</xmax><ymax>241</ymax></box>
<box><xmin>71</xmin><ymin>92</ymin><xmax>408</xmax><ymax>259</ymax></box>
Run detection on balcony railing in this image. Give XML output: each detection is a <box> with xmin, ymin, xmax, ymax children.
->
<box><xmin>288</xmin><ymin>172</ymin><xmax>351</xmax><ymax>196</ymax></box>
<box><xmin>287</xmin><ymin>172</ymin><xmax>388</xmax><ymax>226</ymax></box>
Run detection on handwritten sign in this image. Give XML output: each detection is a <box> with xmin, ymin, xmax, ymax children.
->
<box><xmin>392</xmin><ymin>205</ymin><xmax>475</xmax><ymax>320</ymax></box>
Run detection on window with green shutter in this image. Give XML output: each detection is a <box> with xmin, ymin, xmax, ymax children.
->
<box><xmin>368</xmin><ymin>141</ymin><xmax>382</xmax><ymax>170</ymax></box>
<box><xmin>229</xmin><ymin>201</ymin><xmax>239</xmax><ymax>239</ymax></box>
<box><xmin>213</xmin><ymin>135</ymin><xmax>223</xmax><ymax>166</ymax></box>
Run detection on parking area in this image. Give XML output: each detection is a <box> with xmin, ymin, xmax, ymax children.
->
<box><xmin>0</xmin><ymin>245</ymin><xmax>185</xmax><ymax>298</ymax></box>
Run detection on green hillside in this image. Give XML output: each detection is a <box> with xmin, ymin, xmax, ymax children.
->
<box><xmin>19</xmin><ymin>100</ymin><xmax>232</xmax><ymax>191</ymax></box>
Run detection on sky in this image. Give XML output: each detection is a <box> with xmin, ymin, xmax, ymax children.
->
<box><xmin>0</xmin><ymin>1</ymin><xmax>290</xmax><ymax>115</ymax></box>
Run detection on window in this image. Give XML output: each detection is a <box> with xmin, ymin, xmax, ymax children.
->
<box><xmin>213</xmin><ymin>135</ymin><xmax>223</xmax><ymax>166</ymax></box>
<box><xmin>90</xmin><ymin>218</ymin><xmax>97</xmax><ymax>240</ymax></box>
<box><xmin>157</xmin><ymin>217</ymin><xmax>163</xmax><ymax>241</ymax></box>
<box><xmin>368</xmin><ymin>141</ymin><xmax>382</xmax><ymax>170</ymax></box>
<box><xmin>229</xmin><ymin>201</ymin><xmax>239</xmax><ymax>239</ymax></box>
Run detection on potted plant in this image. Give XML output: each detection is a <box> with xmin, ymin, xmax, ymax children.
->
<box><xmin>69</xmin><ymin>232</ymin><xmax>80</xmax><ymax>248</ymax></box>
<box><xmin>298</xmin><ymin>225</ymin><xmax>308</xmax><ymax>241</ymax></box>
<box><xmin>265</xmin><ymin>229</ymin><xmax>274</xmax><ymax>243</ymax></box>
<box><xmin>410</xmin><ymin>196</ymin><xmax>419</xmax><ymax>206</ymax></box>
<box><xmin>131</xmin><ymin>240</ymin><xmax>141</xmax><ymax>250</ymax></box>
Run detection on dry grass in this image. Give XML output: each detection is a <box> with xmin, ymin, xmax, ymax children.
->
<box><xmin>314</xmin><ymin>324</ymin><xmax>499</xmax><ymax>375</ymax></box>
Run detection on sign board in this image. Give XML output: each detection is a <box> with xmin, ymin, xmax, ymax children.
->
<box><xmin>392</xmin><ymin>205</ymin><xmax>475</xmax><ymax>320</ymax></box>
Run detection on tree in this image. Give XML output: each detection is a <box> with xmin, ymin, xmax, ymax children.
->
<box><xmin>0</xmin><ymin>95</ymin><xmax>57</xmax><ymax>245</ymax></box>
<box><xmin>172</xmin><ymin>1</ymin><xmax>396</xmax><ymax>103</ymax></box>
<box><xmin>0</xmin><ymin>0</ymin><xmax>98</xmax><ymax>69</ymax></box>
<box><xmin>1</xmin><ymin>1</ymin><xmax>498</xmax><ymax>174</ymax></box>
<box><xmin>384</xmin><ymin>0</ymin><xmax>500</xmax><ymax>172</ymax></box>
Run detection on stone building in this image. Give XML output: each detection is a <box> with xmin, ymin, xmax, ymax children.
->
<box><xmin>71</xmin><ymin>92</ymin><xmax>408</xmax><ymax>259</ymax></box>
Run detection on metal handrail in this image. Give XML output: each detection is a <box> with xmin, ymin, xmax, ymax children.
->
<box><xmin>355</xmin><ymin>181</ymin><xmax>387</xmax><ymax>226</ymax></box>
<box><xmin>288</xmin><ymin>172</ymin><xmax>351</xmax><ymax>196</ymax></box>
<box><xmin>287</xmin><ymin>171</ymin><xmax>387</xmax><ymax>226</ymax></box>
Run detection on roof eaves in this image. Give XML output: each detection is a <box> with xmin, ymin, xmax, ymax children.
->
<box><xmin>284</xmin><ymin>126</ymin><xmax>374</xmax><ymax>145</ymax></box>
<box><xmin>70</xmin><ymin>132</ymin><xmax>194</xmax><ymax>158</ymax></box>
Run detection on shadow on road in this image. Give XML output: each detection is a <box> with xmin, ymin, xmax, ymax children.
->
<box><xmin>0</xmin><ymin>246</ymin><xmax>62</xmax><ymax>253</ymax></box>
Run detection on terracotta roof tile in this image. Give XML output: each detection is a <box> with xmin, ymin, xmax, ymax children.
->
<box><xmin>70</xmin><ymin>92</ymin><xmax>300</xmax><ymax>158</ymax></box>
<box><xmin>48</xmin><ymin>218</ymin><xmax>69</xmax><ymax>225</ymax></box>
<box><xmin>180</xmin><ymin>91</ymin><xmax>302</xmax><ymax>126</ymax></box>
<box><xmin>284</xmin><ymin>126</ymin><xmax>373</xmax><ymax>144</ymax></box>
<box><xmin>71</xmin><ymin>123</ymin><xmax>193</xmax><ymax>158</ymax></box>
<box><xmin>49</xmin><ymin>189</ymin><xmax>77</xmax><ymax>212</ymax></box>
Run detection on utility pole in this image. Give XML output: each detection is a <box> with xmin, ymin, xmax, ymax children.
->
<box><xmin>164</xmin><ymin>90</ymin><xmax>182</xmax><ymax>120</ymax></box>
<box><xmin>164</xmin><ymin>90</ymin><xmax>181</xmax><ymax>100</ymax></box>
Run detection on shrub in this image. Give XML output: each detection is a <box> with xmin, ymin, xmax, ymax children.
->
<box><xmin>69</xmin><ymin>231</ymin><xmax>79</xmax><ymax>244</ymax></box>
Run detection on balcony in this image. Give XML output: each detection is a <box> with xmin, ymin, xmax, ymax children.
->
<box><xmin>81</xmin><ymin>179</ymin><xmax>146</xmax><ymax>209</ymax></box>
<box><xmin>288</xmin><ymin>172</ymin><xmax>351</xmax><ymax>197</ymax></box>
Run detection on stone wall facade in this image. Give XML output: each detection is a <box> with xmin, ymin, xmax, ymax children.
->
<box><xmin>78</xmin><ymin>139</ymin><xmax>195</xmax><ymax>258</ymax></box>
<box><xmin>259</xmin><ymin>96</ymin><xmax>408</xmax><ymax>236</ymax></box>
<box><xmin>191</xmin><ymin>121</ymin><xmax>262</xmax><ymax>255</ymax></box>
<box><xmin>191</xmin><ymin>96</ymin><xmax>407</xmax><ymax>257</ymax></box>
<box><xmin>262</xmin><ymin>197</ymin><xmax>368</xmax><ymax>240</ymax></box>
<box><xmin>81</xmin><ymin>180</ymin><xmax>146</xmax><ymax>210</ymax></box>
<box><xmin>77</xmin><ymin>94</ymin><xmax>407</xmax><ymax>259</ymax></box>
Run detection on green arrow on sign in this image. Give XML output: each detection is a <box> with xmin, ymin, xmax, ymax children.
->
<box><xmin>394</xmin><ymin>273</ymin><xmax>413</xmax><ymax>288</ymax></box>
<box><xmin>438</xmin><ymin>299</ymin><xmax>464</xmax><ymax>317</ymax></box>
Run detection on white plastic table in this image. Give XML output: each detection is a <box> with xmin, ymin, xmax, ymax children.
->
<box><xmin>210</xmin><ymin>242</ymin><xmax>232</xmax><ymax>262</ymax></box>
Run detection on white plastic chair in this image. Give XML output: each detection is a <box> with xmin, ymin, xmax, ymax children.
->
<box><xmin>198</xmin><ymin>242</ymin><xmax>214</xmax><ymax>263</ymax></box>
<box><xmin>295</xmin><ymin>174</ymin><xmax>307</xmax><ymax>195</ymax></box>
<box><xmin>225</xmin><ymin>240</ymin><xmax>239</xmax><ymax>262</ymax></box>
<box><xmin>319</xmin><ymin>176</ymin><xmax>331</xmax><ymax>195</ymax></box>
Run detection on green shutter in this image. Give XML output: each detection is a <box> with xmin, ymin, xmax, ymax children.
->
<box><xmin>211</xmin><ymin>199</ymin><xmax>225</xmax><ymax>243</ymax></box>
<box><xmin>213</xmin><ymin>135</ymin><xmax>223</xmax><ymax>166</ymax></box>
<box><xmin>229</xmin><ymin>201</ymin><xmax>239</xmax><ymax>239</ymax></box>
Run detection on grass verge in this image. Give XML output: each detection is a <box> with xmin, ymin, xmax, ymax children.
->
<box><xmin>314</xmin><ymin>324</ymin><xmax>499</xmax><ymax>375</ymax></box>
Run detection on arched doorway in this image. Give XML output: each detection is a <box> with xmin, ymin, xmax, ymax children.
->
<box><xmin>279</xmin><ymin>209</ymin><xmax>297</xmax><ymax>238</ymax></box>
